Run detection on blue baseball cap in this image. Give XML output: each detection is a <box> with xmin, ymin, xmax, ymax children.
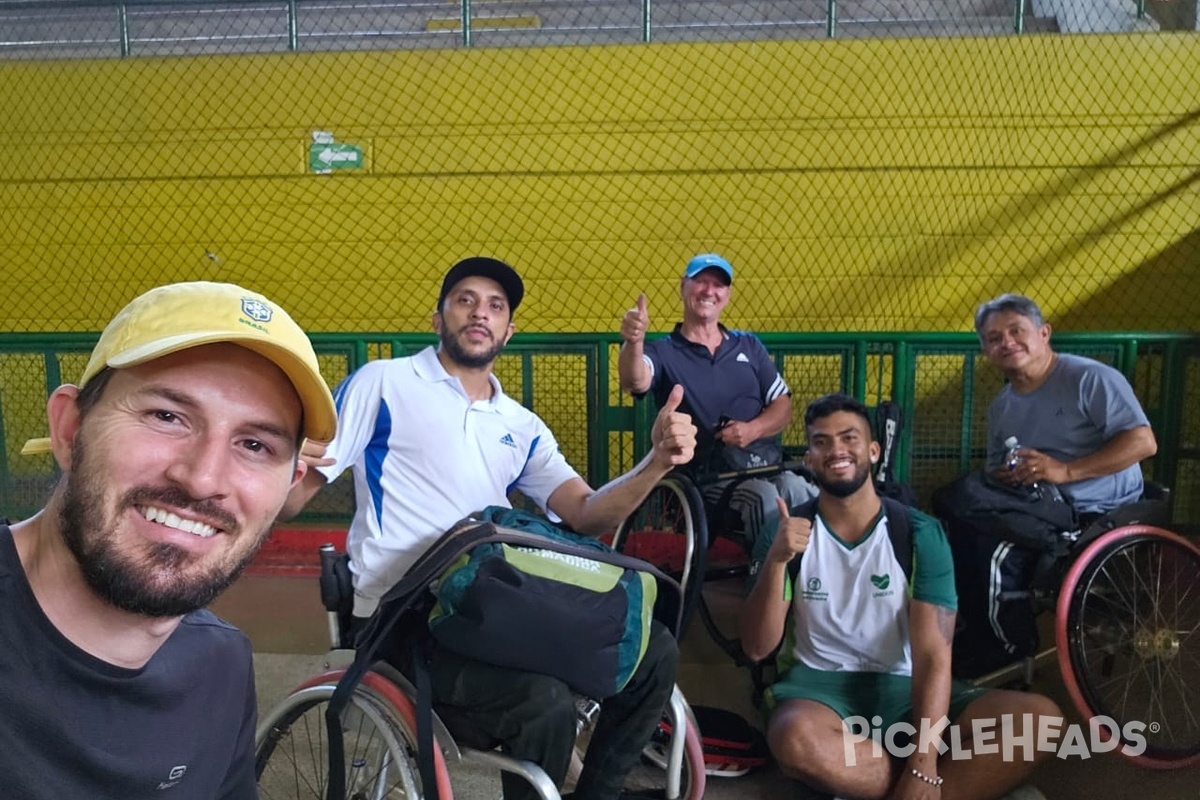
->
<box><xmin>684</xmin><ymin>253</ymin><xmax>733</xmax><ymax>285</ymax></box>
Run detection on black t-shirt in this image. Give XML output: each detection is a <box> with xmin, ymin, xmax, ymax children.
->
<box><xmin>0</xmin><ymin>526</ymin><xmax>257</xmax><ymax>799</ymax></box>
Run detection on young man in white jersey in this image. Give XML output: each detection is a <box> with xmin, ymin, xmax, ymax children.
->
<box><xmin>740</xmin><ymin>394</ymin><xmax>1059</xmax><ymax>800</ymax></box>
<box><xmin>281</xmin><ymin>256</ymin><xmax>698</xmax><ymax>800</ymax></box>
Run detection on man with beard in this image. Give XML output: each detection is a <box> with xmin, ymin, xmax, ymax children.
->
<box><xmin>280</xmin><ymin>256</ymin><xmax>697</xmax><ymax>800</ymax></box>
<box><xmin>739</xmin><ymin>394</ymin><xmax>1059</xmax><ymax>800</ymax></box>
<box><xmin>2</xmin><ymin>281</ymin><xmax>337</xmax><ymax>799</ymax></box>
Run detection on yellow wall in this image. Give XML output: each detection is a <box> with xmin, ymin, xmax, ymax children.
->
<box><xmin>1</xmin><ymin>35</ymin><xmax>1198</xmax><ymax>336</ymax></box>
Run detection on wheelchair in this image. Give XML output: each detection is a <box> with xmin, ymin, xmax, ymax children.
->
<box><xmin>994</xmin><ymin>484</ymin><xmax>1200</xmax><ymax>770</ymax></box>
<box><xmin>612</xmin><ymin>470</ymin><xmax>1200</xmax><ymax>771</ymax></box>
<box><xmin>606</xmin><ymin>461</ymin><xmax>817</xmax><ymax>741</ymax></box>
<box><xmin>254</xmin><ymin>542</ymin><xmax>708</xmax><ymax>800</ymax></box>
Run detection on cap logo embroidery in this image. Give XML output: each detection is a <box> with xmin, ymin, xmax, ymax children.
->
<box><xmin>241</xmin><ymin>298</ymin><xmax>273</xmax><ymax>323</ymax></box>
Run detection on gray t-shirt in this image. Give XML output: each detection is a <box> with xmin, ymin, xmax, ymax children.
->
<box><xmin>986</xmin><ymin>353</ymin><xmax>1150</xmax><ymax>513</ymax></box>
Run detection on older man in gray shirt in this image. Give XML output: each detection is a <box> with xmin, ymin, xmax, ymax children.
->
<box><xmin>976</xmin><ymin>293</ymin><xmax>1157</xmax><ymax>514</ymax></box>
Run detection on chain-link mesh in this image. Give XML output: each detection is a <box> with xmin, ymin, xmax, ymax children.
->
<box><xmin>1</xmin><ymin>1</ymin><xmax>1198</xmax><ymax>522</ymax></box>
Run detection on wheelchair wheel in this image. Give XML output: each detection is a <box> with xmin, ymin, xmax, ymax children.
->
<box><xmin>256</xmin><ymin>669</ymin><xmax>452</xmax><ymax>799</ymax></box>
<box><xmin>1055</xmin><ymin>525</ymin><xmax>1200</xmax><ymax>769</ymax></box>
<box><xmin>575</xmin><ymin>687</ymin><xmax>706</xmax><ymax>800</ymax></box>
<box><xmin>626</xmin><ymin>718</ymin><xmax>705</xmax><ymax>800</ymax></box>
<box><xmin>611</xmin><ymin>474</ymin><xmax>709</xmax><ymax>636</ymax></box>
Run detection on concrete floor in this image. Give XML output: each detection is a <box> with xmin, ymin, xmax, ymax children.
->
<box><xmin>215</xmin><ymin>573</ymin><xmax>1200</xmax><ymax>799</ymax></box>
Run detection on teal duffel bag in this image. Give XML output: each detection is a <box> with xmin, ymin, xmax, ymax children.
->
<box><xmin>428</xmin><ymin>506</ymin><xmax>676</xmax><ymax>700</ymax></box>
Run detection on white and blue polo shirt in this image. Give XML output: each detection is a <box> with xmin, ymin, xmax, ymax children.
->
<box><xmin>319</xmin><ymin>346</ymin><xmax>580</xmax><ymax>616</ymax></box>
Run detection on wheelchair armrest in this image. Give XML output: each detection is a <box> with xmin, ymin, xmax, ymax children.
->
<box><xmin>1142</xmin><ymin>480</ymin><xmax>1170</xmax><ymax>504</ymax></box>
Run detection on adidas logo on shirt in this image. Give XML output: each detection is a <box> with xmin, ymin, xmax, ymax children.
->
<box><xmin>499</xmin><ymin>433</ymin><xmax>517</xmax><ymax>448</ymax></box>
<box><xmin>736</xmin><ymin>353</ymin><xmax>750</xmax><ymax>363</ymax></box>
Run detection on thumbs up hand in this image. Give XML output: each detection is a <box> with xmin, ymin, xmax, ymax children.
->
<box><xmin>650</xmin><ymin>384</ymin><xmax>696</xmax><ymax>468</ymax></box>
<box><xmin>767</xmin><ymin>496</ymin><xmax>812</xmax><ymax>565</ymax></box>
<box><xmin>621</xmin><ymin>293</ymin><xmax>650</xmax><ymax>345</ymax></box>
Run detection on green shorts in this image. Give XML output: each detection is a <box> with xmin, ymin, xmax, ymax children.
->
<box><xmin>765</xmin><ymin>664</ymin><xmax>987</xmax><ymax>731</ymax></box>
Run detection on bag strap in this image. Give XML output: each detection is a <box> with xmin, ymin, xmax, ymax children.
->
<box><xmin>784</xmin><ymin>496</ymin><xmax>914</xmax><ymax>587</ymax></box>
<box><xmin>323</xmin><ymin>521</ymin><xmax>683</xmax><ymax>800</ymax></box>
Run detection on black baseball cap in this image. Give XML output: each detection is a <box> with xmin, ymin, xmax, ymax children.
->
<box><xmin>437</xmin><ymin>256</ymin><xmax>525</xmax><ymax>314</ymax></box>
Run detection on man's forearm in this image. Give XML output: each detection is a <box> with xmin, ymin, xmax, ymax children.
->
<box><xmin>618</xmin><ymin>342</ymin><xmax>651</xmax><ymax>394</ymax></box>
<box><xmin>907</xmin><ymin>601</ymin><xmax>954</xmax><ymax>766</ymax></box>
<box><xmin>750</xmin><ymin>394</ymin><xmax>793</xmax><ymax>440</ymax></box>
<box><xmin>570</xmin><ymin>452</ymin><xmax>673</xmax><ymax>535</ymax></box>
<box><xmin>740</xmin><ymin>561</ymin><xmax>791</xmax><ymax>661</ymax></box>
<box><xmin>1063</xmin><ymin>425</ymin><xmax>1157</xmax><ymax>482</ymax></box>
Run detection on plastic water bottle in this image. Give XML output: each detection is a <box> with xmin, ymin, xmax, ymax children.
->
<box><xmin>1004</xmin><ymin>436</ymin><xmax>1022</xmax><ymax>472</ymax></box>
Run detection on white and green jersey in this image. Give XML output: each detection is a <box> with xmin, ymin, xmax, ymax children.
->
<box><xmin>785</xmin><ymin>506</ymin><xmax>956</xmax><ymax>676</ymax></box>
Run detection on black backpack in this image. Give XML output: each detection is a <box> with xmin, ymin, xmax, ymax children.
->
<box><xmin>932</xmin><ymin>470</ymin><xmax>1079</xmax><ymax>678</ymax></box>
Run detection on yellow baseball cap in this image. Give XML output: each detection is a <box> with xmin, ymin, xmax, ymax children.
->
<box><xmin>21</xmin><ymin>281</ymin><xmax>337</xmax><ymax>455</ymax></box>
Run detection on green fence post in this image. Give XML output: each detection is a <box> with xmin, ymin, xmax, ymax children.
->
<box><xmin>892</xmin><ymin>340</ymin><xmax>913</xmax><ymax>483</ymax></box>
<box><xmin>958</xmin><ymin>351</ymin><xmax>977</xmax><ymax>475</ymax></box>
<box><xmin>590</xmin><ymin>341</ymin><xmax>607</xmax><ymax>484</ymax></box>
<box><xmin>852</xmin><ymin>339</ymin><xmax>867</xmax><ymax>400</ymax></box>
<box><xmin>1154</xmin><ymin>339</ymin><xmax>1184</xmax><ymax>508</ymax></box>
<box><xmin>461</xmin><ymin>0</ymin><xmax>472</xmax><ymax>46</ymax></box>
<box><xmin>0</xmin><ymin>389</ymin><xmax>9</xmax><ymax>515</ymax></box>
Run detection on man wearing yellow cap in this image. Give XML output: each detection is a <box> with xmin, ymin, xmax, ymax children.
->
<box><xmin>2</xmin><ymin>281</ymin><xmax>336</xmax><ymax>798</ymax></box>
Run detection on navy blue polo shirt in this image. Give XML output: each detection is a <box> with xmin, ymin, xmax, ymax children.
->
<box><xmin>638</xmin><ymin>323</ymin><xmax>790</xmax><ymax>452</ymax></box>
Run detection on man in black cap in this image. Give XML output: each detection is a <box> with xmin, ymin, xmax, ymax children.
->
<box><xmin>283</xmin><ymin>256</ymin><xmax>697</xmax><ymax>800</ymax></box>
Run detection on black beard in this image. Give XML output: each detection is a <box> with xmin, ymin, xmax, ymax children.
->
<box><xmin>59</xmin><ymin>435</ymin><xmax>261</xmax><ymax>618</ymax></box>
<box><xmin>816</xmin><ymin>463</ymin><xmax>873</xmax><ymax>499</ymax></box>
<box><xmin>439</xmin><ymin>324</ymin><xmax>506</xmax><ymax>369</ymax></box>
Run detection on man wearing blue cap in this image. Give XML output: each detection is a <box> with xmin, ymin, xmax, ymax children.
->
<box><xmin>618</xmin><ymin>253</ymin><xmax>816</xmax><ymax>550</ymax></box>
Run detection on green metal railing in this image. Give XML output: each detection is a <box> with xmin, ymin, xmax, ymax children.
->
<box><xmin>3</xmin><ymin>330</ymin><xmax>1197</xmax><ymax>526</ymax></box>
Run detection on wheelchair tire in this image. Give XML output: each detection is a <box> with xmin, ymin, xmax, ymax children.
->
<box><xmin>629</xmin><ymin>714</ymin><xmax>706</xmax><ymax>800</ymax></box>
<box><xmin>611</xmin><ymin>474</ymin><xmax>709</xmax><ymax>637</ymax></box>
<box><xmin>255</xmin><ymin>669</ymin><xmax>453</xmax><ymax>799</ymax></box>
<box><xmin>1055</xmin><ymin>525</ymin><xmax>1200</xmax><ymax>769</ymax></box>
<box><xmin>575</xmin><ymin>686</ymin><xmax>705</xmax><ymax>800</ymax></box>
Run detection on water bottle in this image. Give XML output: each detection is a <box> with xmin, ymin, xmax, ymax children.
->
<box><xmin>1004</xmin><ymin>436</ymin><xmax>1022</xmax><ymax>472</ymax></box>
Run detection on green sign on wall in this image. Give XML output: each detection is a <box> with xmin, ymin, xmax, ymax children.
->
<box><xmin>309</xmin><ymin>132</ymin><xmax>363</xmax><ymax>173</ymax></box>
